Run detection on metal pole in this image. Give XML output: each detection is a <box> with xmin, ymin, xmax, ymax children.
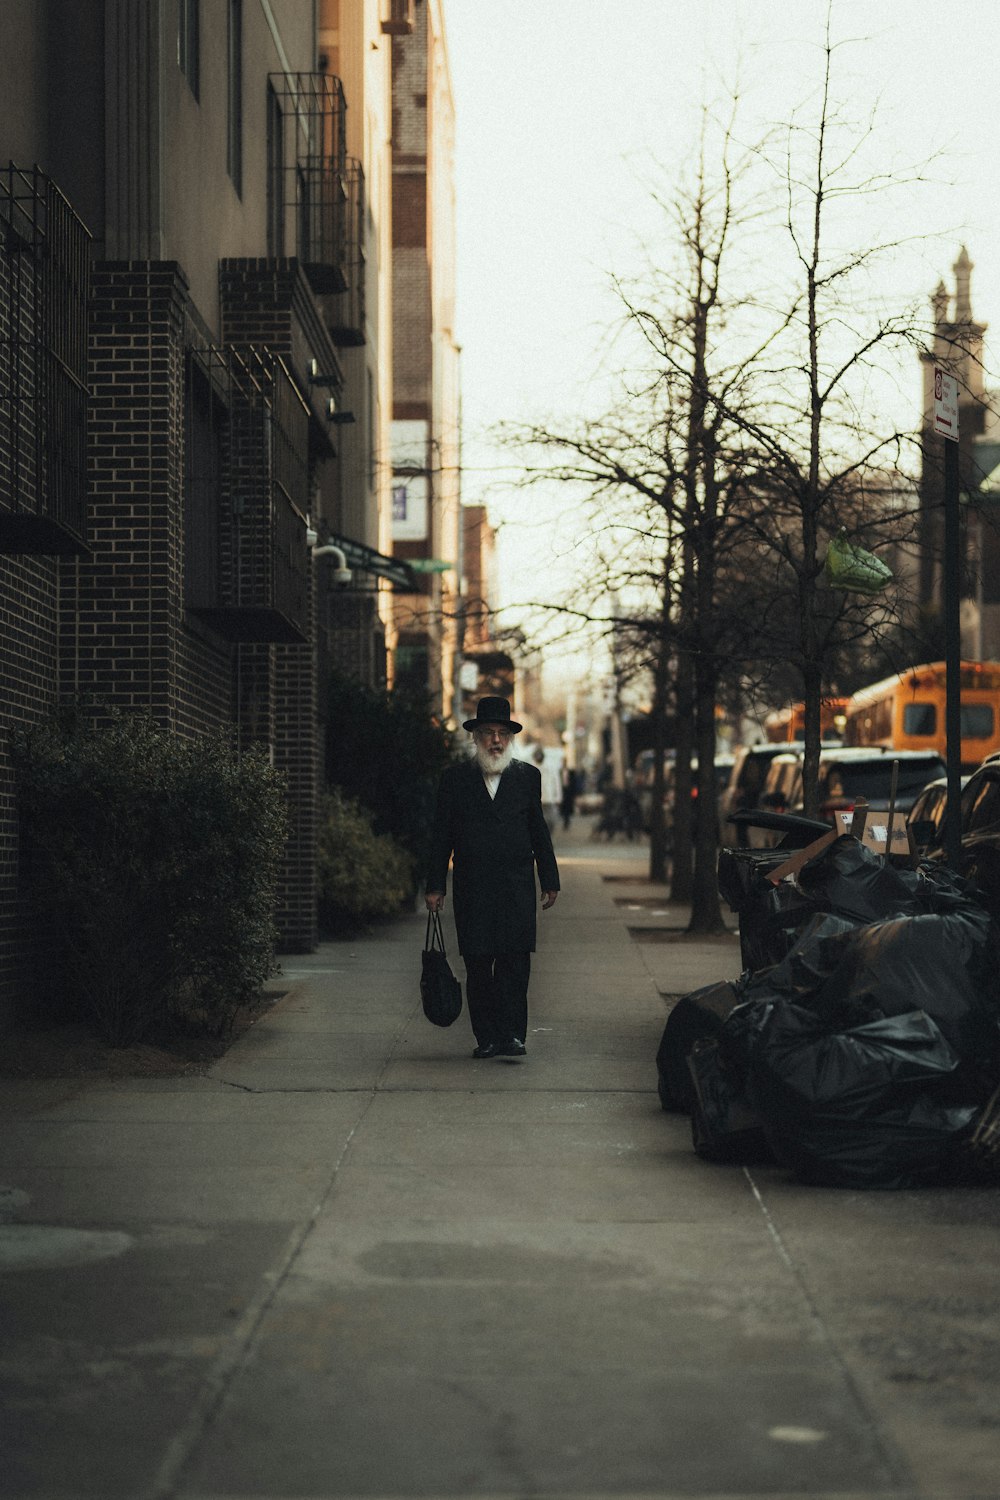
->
<box><xmin>943</xmin><ymin>436</ymin><xmax>963</xmax><ymax>868</ymax></box>
<box><xmin>884</xmin><ymin>758</ymin><xmax>899</xmax><ymax>863</ymax></box>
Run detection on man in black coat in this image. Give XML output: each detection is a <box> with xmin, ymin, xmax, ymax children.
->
<box><xmin>425</xmin><ymin>697</ymin><xmax>560</xmax><ymax>1059</ymax></box>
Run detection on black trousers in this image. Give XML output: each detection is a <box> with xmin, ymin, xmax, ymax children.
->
<box><xmin>463</xmin><ymin>953</ymin><xmax>531</xmax><ymax>1047</ymax></box>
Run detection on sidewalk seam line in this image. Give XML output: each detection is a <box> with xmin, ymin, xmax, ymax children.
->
<box><xmin>147</xmin><ymin>1016</ymin><xmax>412</xmax><ymax>1500</ymax></box>
<box><xmin>742</xmin><ymin>1166</ymin><xmax>919</xmax><ymax>1497</ymax></box>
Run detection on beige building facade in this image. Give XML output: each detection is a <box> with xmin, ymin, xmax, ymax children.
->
<box><xmin>389</xmin><ymin>0</ymin><xmax>463</xmax><ymax>719</ymax></box>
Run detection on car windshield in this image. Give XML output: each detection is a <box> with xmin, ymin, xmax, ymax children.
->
<box><xmin>834</xmin><ymin>759</ymin><xmax>945</xmax><ymax>800</ymax></box>
<box><xmin>741</xmin><ymin>756</ymin><xmax>776</xmax><ymax>797</ymax></box>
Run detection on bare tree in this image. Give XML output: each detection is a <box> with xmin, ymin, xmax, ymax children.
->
<box><xmin>502</xmin><ymin>7</ymin><xmax>941</xmax><ymax>923</ymax></box>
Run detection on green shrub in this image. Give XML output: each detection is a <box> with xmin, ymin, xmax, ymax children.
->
<box><xmin>317</xmin><ymin>788</ymin><xmax>414</xmax><ymax>934</ymax></box>
<box><xmin>324</xmin><ymin>673</ymin><xmax>453</xmax><ymax>873</ymax></box>
<box><xmin>11</xmin><ymin>711</ymin><xmax>288</xmax><ymax>1045</ymax></box>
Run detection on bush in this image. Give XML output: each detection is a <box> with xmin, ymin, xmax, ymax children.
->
<box><xmin>11</xmin><ymin>711</ymin><xmax>288</xmax><ymax>1045</ymax></box>
<box><xmin>317</xmin><ymin>788</ymin><xmax>414</xmax><ymax>934</ymax></box>
<box><xmin>324</xmin><ymin>674</ymin><xmax>453</xmax><ymax>873</ymax></box>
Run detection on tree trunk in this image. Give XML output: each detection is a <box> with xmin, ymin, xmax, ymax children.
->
<box><xmin>800</xmin><ymin>654</ymin><xmax>824</xmax><ymax>820</ymax></box>
<box><xmin>690</xmin><ymin>654</ymin><xmax>725</xmax><ymax>932</ymax></box>
<box><xmin>689</xmin><ymin>412</ymin><xmax>725</xmax><ymax>933</ymax></box>
<box><xmin>648</xmin><ymin>628</ymin><xmax>671</xmax><ymax>884</ymax></box>
<box><xmin>669</xmin><ymin>653</ymin><xmax>695</xmax><ymax>903</ymax></box>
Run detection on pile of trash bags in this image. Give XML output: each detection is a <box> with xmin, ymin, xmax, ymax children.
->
<box><xmin>657</xmin><ymin>836</ymin><xmax>1000</xmax><ymax>1188</ymax></box>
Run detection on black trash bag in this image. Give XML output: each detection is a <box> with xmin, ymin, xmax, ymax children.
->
<box><xmin>420</xmin><ymin>911</ymin><xmax>463</xmax><ymax>1027</ymax></box>
<box><xmin>656</xmin><ymin>981</ymin><xmax>741</xmax><ymax>1113</ymax></box>
<box><xmin>740</xmin><ymin>881</ymin><xmax>823</xmax><ymax>974</ymax></box>
<box><xmin>740</xmin><ymin>912</ymin><xmax>863</xmax><ymax>1012</ymax></box>
<box><xmin>804</xmin><ymin>906</ymin><xmax>1000</xmax><ymax>1077</ymax></box>
<box><xmin>718</xmin><ymin>847</ymin><xmax>819</xmax><ymax>973</ymax></box>
<box><xmin>957</xmin><ymin>1083</ymin><xmax>1000</xmax><ymax>1184</ymax></box>
<box><xmin>794</xmin><ymin>836</ymin><xmax>926</xmax><ymax>924</ymax></box>
<box><xmin>914</xmin><ymin>858</ymin><xmax>993</xmax><ymax>916</ymax></box>
<box><xmin>718</xmin><ymin>997</ymin><xmax>775</xmax><ymax>1090</ymax></box>
<box><xmin>741</xmin><ymin>1003</ymin><xmax>980</xmax><ymax>1188</ymax></box>
<box><xmin>687</xmin><ymin>1037</ymin><xmax>774</xmax><ymax>1165</ymax></box>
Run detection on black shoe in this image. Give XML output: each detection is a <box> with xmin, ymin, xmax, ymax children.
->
<box><xmin>473</xmin><ymin>1041</ymin><xmax>500</xmax><ymax>1058</ymax></box>
<box><xmin>497</xmin><ymin>1037</ymin><xmax>526</xmax><ymax>1058</ymax></box>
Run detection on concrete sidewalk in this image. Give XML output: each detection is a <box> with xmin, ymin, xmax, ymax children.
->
<box><xmin>2</xmin><ymin>816</ymin><xmax>999</xmax><ymax>1499</ymax></box>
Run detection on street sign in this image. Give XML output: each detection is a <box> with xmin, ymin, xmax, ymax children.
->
<box><xmin>933</xmin><ymin>367</ymin><xmax>959</xmax><ymax>442</ymax></box>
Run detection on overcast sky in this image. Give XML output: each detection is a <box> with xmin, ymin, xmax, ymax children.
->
<box><xmin>443</xmin><ymin>0</ymin><xmax>1000</xmax><ymax>675</ymax></box>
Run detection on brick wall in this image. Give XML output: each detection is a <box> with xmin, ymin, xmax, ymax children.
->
<box><xmin>1</xmin><ymin>247</ymin><xmax>382</xmax><ymax>1019</ymax></box>
<box><xmin>0</xmin><ymin>554</ymin><xmax>59</xmax><ymax>1027</ymax></box>
<box><xmin>219</xmin><ymin>260</ymin><xmax>335</xmax><ymax>951</ymax></box>
<box><xmin>66</xmin><ymin>264</ymin><xmax>181</xmax><ymax>713</ymax></box>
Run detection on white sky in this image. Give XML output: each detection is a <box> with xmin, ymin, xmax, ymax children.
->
<box><xmin>443</xmin><ymin>0</ymin><xmax>1000</xmax><ymax>677</ymax></box>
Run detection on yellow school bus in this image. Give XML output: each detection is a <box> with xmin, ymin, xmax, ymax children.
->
<box><xmin>763</xmin><ymin>698</ymin><xmax>848</xmax><ymax>744</ymax></box>
<box><xmin>843</xmin><ymin>661</ymin><xmax>1000</xmax><ymax>770</ymax></box>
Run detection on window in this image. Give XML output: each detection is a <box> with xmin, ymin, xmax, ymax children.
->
<box><xmin>184</xmin><ymin>347</ymin><xmax>309</xmax><ymax>642</ymax></box>
<box><xmin>961</xmin><ymin>704</ymin><xmax>995</xmax><ymax>738</ymax></box>
<box><xmin>184</xmin><ymin>352</ymin><xmax>225</xmax><ymax>613</ymax></box>
<box><xmin>395</xmin><ymin>644</ymin><xmax>429</xmax><ymax>694</ymax></box>
<box><xmin>381</xmin><ymin>0</ymin><xmax>416</xmax><ymax>34</ymax></box>
<box><xmin>903</xmin><ymin>701</ymin><xmax>936</xmax><ymax>736</ymax></box>
<box><xmin>178</xmin><ymin>0</ymin><xmax>199</xmax><ymax>99</ymax></box>
<box><xmin>266</xmin><ymin>82</ymin><xmax>283</xmax><ymax>254</ymax></box>
<box><xmin>227</xmin><ymin>0</ymin><xmax>243</xmax><ymax>194</ymax></box>
<box><xmin>835</xmin><ymin>757</ymin><xmax>946</xmax><ymax>802</ymax></box>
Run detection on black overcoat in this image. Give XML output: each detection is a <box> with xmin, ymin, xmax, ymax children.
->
<box><xmin>425</xmin><ymin>757</ymin><xmax>560</xmax><ymax>956</ymax></box>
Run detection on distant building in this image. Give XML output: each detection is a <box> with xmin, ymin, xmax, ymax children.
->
<box><xmin>457</xmin><ymin>503</ymin><xmax>509</xmax><ymax>721</ymax></box>
<box><xmin>918</xmin><ymin>248</ymin><xmax>1000</xmax><ymax>658</ymax></box>
<box><xmin>0</xmin><ymin>1</ymin><xmax>417</xmax><ymax>1024</ymax></box>
<box><xmin>389</xmin><ymin>0</ymin><xmax>462</xmax><ymax>719</ymax></box>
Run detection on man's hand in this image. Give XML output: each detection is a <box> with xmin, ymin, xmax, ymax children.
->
<box><xmin>425</xmin><ymin>891</ymin><xmax>445</xmax><ymax>913</ymax></box>
<box><xmin>541</xmin><ymin>890</ymin><xmax>558</xmax><ymax>910</ymax></box>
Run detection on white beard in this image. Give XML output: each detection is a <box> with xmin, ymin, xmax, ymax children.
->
<box><xmin>473</xmin><ymin>740</ymin><xmax>515</xmax><ymax>776</ymax></box>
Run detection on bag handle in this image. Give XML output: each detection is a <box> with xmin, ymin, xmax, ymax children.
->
<box><xmin>425</xmin><ymin>909</ymin><xmax>448</xmax><ymax>955</ymax></box>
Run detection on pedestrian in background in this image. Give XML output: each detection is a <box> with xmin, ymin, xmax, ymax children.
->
<box><xmin>533</xmin><ymin>744</ymin><xmax>562</xmax><ymax>833</ymax></box>
<box><xmin>560</xmin><ymin>765</ymin><xmax>580</xmax><ymax>830</ymax></box>
<box><xmin>425</xmin><ymin>698</ymin><xmax>560</xmax><ymax>1059</ymax></box>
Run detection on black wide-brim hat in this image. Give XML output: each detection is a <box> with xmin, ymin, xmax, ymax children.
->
<box><xmin>463</xmin><ymin>696</ymin><xmax>523</xmax><ymax>734</ymax></box>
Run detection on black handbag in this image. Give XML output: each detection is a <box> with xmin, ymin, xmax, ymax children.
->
<box><xmin>421</xmin><ymin>911</ymin><xmax>463</xmax><ymax>1027</ymax></box>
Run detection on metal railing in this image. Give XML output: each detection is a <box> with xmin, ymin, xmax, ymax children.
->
<box><xmin>328</xmin><ymin>158</ymin><xmax>366</xmax><ymax>347</ymax></box>
<box><xmin>269</xmin><ymin>73</ymin><xmax>348</xmax><ymax>294</ymax></box>
<box><xmin>185</xmin><ymin>345</ymin><xmax>310</xmax><ymax>642</ymax></box>
<box><xmin>0</xmin><ymin>163</ymin><xmax>90</xmax><ymax>553</ymax></box>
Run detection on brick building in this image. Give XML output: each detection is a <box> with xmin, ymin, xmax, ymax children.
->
<box><xmin>456</xmin><ymin>502</ymin><xmax>514</xmax><ymax>724</ymax></box>
<box><xmin>0</xmin><ymin>0</ymin><xmax>414</xmax><ymax>1027</ymax></box>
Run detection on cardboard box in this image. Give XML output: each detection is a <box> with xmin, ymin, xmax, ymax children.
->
<box><xmin>835</xmin><ymin>809</ymin><xmax>910</xmax><ymax>855</ymax></box>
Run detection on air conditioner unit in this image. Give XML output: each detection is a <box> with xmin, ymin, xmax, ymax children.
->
<box><xmin>381</xmin><ymin>0</ymin><xmax>415</xmax><ymax>36</ymax></box>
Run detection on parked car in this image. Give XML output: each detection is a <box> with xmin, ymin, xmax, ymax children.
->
<box><xmin>661</xmin><ymin>753</ymin><xmax>735</xmax><ymax>848</ymax></box>
<box><xmin>803</xmin><ymin>750</ymin><xmax>947</xmax><ymax>834</ymax></box>
<box><xmin>905</xmin><ymin>775</ymin><xmax>970</xmax><ymax>858</ymax></box>
<box><xmin>952</xmin><ymin>752</ymin><xmax>1000</xmax><ymax>915</ymax></box>
<box><xmin>632</xmin><ymin>749</ymin><xmax>675</xmax><ymax>832</ymax></box>
<box><xmin>720</xmin><ymin>741</ymin><xmax>805</xmax><ymax>846</ymax></box>
<box><xmin>742</xmin><ymin>752</ymin><xmax>805</xmax><ymax>848</ymax></box>
<box><xmin>740</xmin><ymin>746</ymin><xmax>948</xmax><ymax>850</ymax></box>
<box><xmin>788</xmin><ymin>747</ymin><xmax>947</xmax><ymax>826</ymax></box>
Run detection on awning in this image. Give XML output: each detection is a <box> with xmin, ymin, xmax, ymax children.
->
<box><xmin>327</xmin><ymin>534</ymin><xmax>417</xmax><ymax>591</ymax></box>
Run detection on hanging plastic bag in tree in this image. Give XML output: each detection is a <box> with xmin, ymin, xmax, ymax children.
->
<box><xmin>822</xmin><ymin>531</ymin><xmax>893</xmax><ymax>594</ymax></box>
